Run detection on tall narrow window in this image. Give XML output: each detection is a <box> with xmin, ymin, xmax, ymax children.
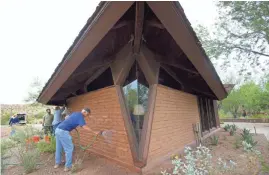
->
<box><xmin>122</xmin><ymin>61</ymin><xmax>149</xmax><ymax>143</ymax></box>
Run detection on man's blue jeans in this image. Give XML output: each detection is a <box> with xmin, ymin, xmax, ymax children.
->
<box><xmin>55</xmin><ymin>128</ymin><xmax>74</xmax><ymax>168</ymax></box>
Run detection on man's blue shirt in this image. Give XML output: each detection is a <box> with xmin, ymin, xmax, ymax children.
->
<box><xmin>52</xmin><ymin>109</ymin><xmax>64</xmax><ymax>125</ymax></box>
<box><xmin>57</xmin><ymin>112</ymin><xmax>86</xmax><ymax>131</ymax></box>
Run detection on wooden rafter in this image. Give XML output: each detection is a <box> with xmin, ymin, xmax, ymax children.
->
<box><xmin>162</xmin><ymin>62</ymin><xmax>198</xmax><ymax>75</ymax></box>
<box><xmin>138</xmin><ymin>45</ymin><xmax>160</xmax><ymax>85</ymax></box>
<box><xmin>133</xmin><ymin>2</ymin><xmax>145</xmax><ymax>53</ymax></box>
<box><xmin>112</xmin><ymin>20</ymin><xmax>131</xmax><ymax>29</ymax></box>
<box><xmin>110</xmin><ymin>43</ymin><xmax>134</xmax><ymax>85</ymax></box>
<box><xmin>83</xmin><ymin>64</ymin><xmax>110</xmax><ymax>92</ymax></box>
<box><xmin>161</xmin><ymin>64</ymin><xmax>184</xmax><ymax>89</ymax></box>
<box><xmin>145</xmin><ymin>20</ymin><xmax>164</xmax><ymax>29</ymax></box>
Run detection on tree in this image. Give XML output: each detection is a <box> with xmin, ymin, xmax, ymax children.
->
<box><xmin>238</xmin><ymin>82</ymin><xmax>263</xmax><ymax>114</ymax></box>
<box><xmin>221</xmin><ymin>89</ymin><xmax>243</xmax><ymax>118</ymax></box>
<box><xmin>24</xmin><ymin>77</ymin><xmax>43</xmax><ymax>105</ymax></box>
<box><xmin>195</xmin><ymin>2</ymin><xmax>269</xmax><ymax>77</ymax></box>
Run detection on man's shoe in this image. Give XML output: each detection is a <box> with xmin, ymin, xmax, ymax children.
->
<box><xmin>54</xmin><ymin>164</ymin><xmax>60</xmax><ymax>169</ymax></box>
<box><xmin>64</xmin><ymin>167</ymin><xmax>71</xmax><ymax>172</ymax></box>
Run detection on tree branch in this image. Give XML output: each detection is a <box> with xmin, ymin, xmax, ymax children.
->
<box><xmin>231</xmin><ymin>45</ymin><xmax>269</xmax><ymax>57</ymax></box>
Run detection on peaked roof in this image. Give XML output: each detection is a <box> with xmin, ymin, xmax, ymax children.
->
<box><xmin>38</xmin><ymin>1</ymin><xmax>227</xmax><ymax>104</ymax></box>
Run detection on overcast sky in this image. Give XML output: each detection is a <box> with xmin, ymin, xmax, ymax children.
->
<box><xmin>0</xmin><ymin>1</ymin><xmax>222</xmax><ymax>104</ymax></box>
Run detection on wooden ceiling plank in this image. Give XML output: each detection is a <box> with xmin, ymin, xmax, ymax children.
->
<box><xmin>133</xmin><ymin>2</ymin><xmax>145</xmax><ymax>53</ymax></box>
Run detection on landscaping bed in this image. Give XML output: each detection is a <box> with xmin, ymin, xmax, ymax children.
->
<box><xmin>153</xmin><ymin>127</ymin><xmax>269</xmax><ymax>175</ymax></box>
<box><xmin>221</xmin><ymin>118</ymin><xmax>269</xmax><ymax>123</ymax></box>
<box><xmin>2</xmin><ymin>126</ymin><xmax>269</xmax><ymax>175</ymax></box>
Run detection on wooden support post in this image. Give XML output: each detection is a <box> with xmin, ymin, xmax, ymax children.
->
<box><xmin>213</xmin><ymin>100</ymin><xmax>220</xmax><ymax>127</ymax></box>
<box><xmin>138</xmin><ymin>45</ymin><xmax>160</xmax><ymax>85</ymax></box>
<box><xmin>110</xmin><ymin>43</ymin><xmax>135</xmax><ymax>85</ymax></box>
<box><xmin>133</xmin><ymin>2</ymin><xmax>144</xmax><ymax>53</ymax></box>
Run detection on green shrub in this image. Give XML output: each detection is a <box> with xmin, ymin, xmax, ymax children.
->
<box><xmin>249</xmin><ymin>114</ymin><xmax>269</xmax><ymax>119</ymax></box>
<box><xmin>1</xmin><ymin>113</ymin><xmax>11</xmax><ymax>125</ymax></box>
<box><xmin>244</xmin><ymin>135</ymin><xmax>257</xmax><ymax>147</ymax></box>
<box><xmin>19</xmin><ymin>149</ymin><xmax>40</xmax><ymax>174</ymax></box>
<box><xmin>224</xmin><ymin>124</ymin><xmax>231</xmax><ymax>131</ymax></box>
<box><xmin>210</xmin><ymin>135</ymin><xmax>219</xmax><ymax>146</ymax></box>
<box><xmin>1</xmin><ymin>138</ymin><xmax>15</xmax><ymax>157</ymax></box>
<box><xmin>241</xmin><ymin>128</ymin><xmax>251</xmax><ymax>140</ymax></box>
<box><xmin>37</xmin><ymin>136</ymin><xmax>56</xmax><ymax>153</ymax></box>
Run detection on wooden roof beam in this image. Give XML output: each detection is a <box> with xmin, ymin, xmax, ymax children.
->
<box><xmin>161</xmin><ymin>62</ymin><xmax>199</xmax><ymax>75</ymax></box>
<box><xmin>145</xmin><ymin>20</ymin><xmax>164</xmax><ymax>29</ymax></box>
<box><xmin>161</xmin><ymin>64</ymin><xmax>184</xmax><ymax>89</ymax></box>
<box><xmin>133</xmin><ymin>2</ymin><xmax>145</xmax><ymax>53</ymax></box>
<box><xmin>83</xmin><ymin>64</ymin><xmax>110</xmax><ymax>92</ymax></box>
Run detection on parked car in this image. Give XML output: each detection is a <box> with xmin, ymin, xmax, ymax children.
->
<box><xmin>16</xmin><ymin>113</ymin><xmax>27</xmax><ymax>125</ymax></box>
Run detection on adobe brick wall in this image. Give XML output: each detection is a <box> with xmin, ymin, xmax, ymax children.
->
<box><xmin>146</xmin><ymin>85</ymin><xmax>200</xmax><ymax>169</ymax></box>
<box><xmin>66</xmin><ymin>86</ymin><xmax>135</xmax><ymax>168</ymax></box>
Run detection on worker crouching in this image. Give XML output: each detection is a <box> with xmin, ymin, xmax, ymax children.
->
<box><xmin>54</xmin><ymin>107</ymin><xmax>99</xmax><ymax>172</ymax></box>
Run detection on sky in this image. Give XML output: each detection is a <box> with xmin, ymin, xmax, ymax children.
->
<box><xmin>0</xmin><ymin>1</ymin><xmax>228</xmax><ymax>104</ymax></box>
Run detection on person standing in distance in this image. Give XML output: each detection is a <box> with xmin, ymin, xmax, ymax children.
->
<box><xmin>52</xmin><ymin>106</ymin><xmax>65</xmax><ymax>135</ymax></box>
<box><xmin>54</xmin><ymin>107</ymin><xmax>99</xmax><ymax>172</ymax></box>
<box><xmin>42</xmin><ymin>109</ymin><xmax>53</xmax><ymax>135</ymax></box>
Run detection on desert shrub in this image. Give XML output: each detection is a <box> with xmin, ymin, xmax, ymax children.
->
<box><xmin>1</xmin><ymin>138</ymin><xmax>15</xmax><ymax>157</ymax></box>
<box><xmin>1</xmin><ymin>139</ymin><xmax>16</xmax><ymax>173</ymax></box>
<box><xmin>19</xmin><ymin>149</ymin><xmax>40</xmax><ymax>174</ymax></box>
<box><xmin>37</xmin><ymin>136</ymin><xmax>56</xmax><ymax>153</ymax></box>
<box><xmin>216</xmin><ymin>158</ymin><xmax>237</xmax><ymax>174</ymax></box>
<box><xmin>231</xmin><ymin>124</ymin><xmax>237</xmax><ymax>132</ymax></box>
<box><xmin>1</xmin><ymin>113</ymin><xmax>11</xmax><ymax>125</ymax></box>
<box><xmin>243</xmin><ymin>135</ymin><xmax>257</xmax><ymax>148</ymax></box>
<box><xmin>210</xmin><ymin>135</ymin><xmax>219</xmax><ymax>146</ymax></box>
<box><xmin>224</xmin><ymin>124</ymin><xmax>231</xmax><ymax>131</ymax></box>
<box><xmin>229</xmin><ymin>129</ymin><xmax>235</xmax><ymax>136</ymax></box>
<box><xmin>161</xmin><ymin>145</ymin><xmax>236</xmax><ymax>175</ymax></box>
<box><xmin>240</xmin><ymin>128</ymin><xmax>257</xmax><ymax>150</ymax></box>
<box><xmin>233</xmin><ymin>136</ymin><xmax>241</xmax><ymax>149</ymax></box>
<box><xmin>242</xmin><ymin>141</ymin><xmax>256</xmax><ymax>152</ymax></box>
<box><xmin>242</xmin><ymin>128</ymin><xmax>250</xmax><ymax>136</ymax></box>
<box><xmin>10</xmin><ymin>126</ymin><xmax>43</xmax><ymax>144</ymax></box>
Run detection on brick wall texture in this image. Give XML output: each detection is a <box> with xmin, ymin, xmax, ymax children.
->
<box><xmin>66</xmin><ymin>86</ymin><xmax>134</xmax><ymax>167</ymax></box>
<box><xmin>147</xmin><ymin>85</ymin><xmax>200</xmax><ymax>164</ymax></box>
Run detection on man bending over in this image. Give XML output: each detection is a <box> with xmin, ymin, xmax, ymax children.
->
<box><xmin>54</xmin><ymin>107</ymin><xmax>99</xmax><ymax>172</ymax></box>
